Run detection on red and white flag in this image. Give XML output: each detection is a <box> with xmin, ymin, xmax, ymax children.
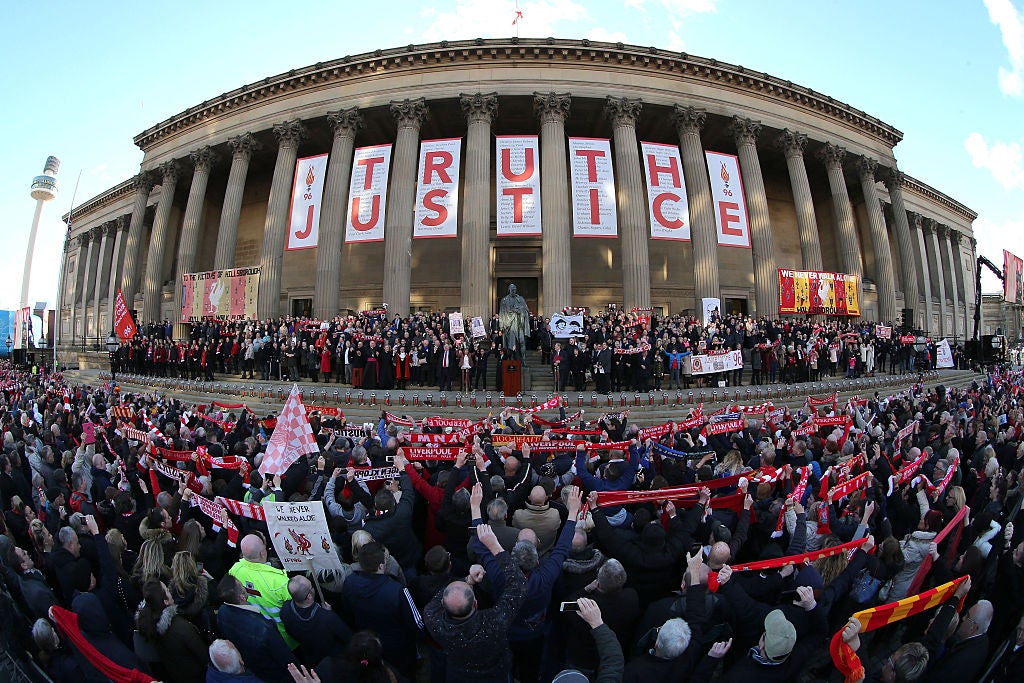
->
<box><xmin>258</xmin><ymin>384</ymin><xmax>318</xmax><ymax>475</ymax></box>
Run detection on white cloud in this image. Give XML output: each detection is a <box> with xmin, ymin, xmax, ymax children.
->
<box><xmin>417</xmin><ymin>0</ymin><xmax>588</xmax><ymax>42</ymax></box>
<box><xmin>587</xmin><ymin>27</ymin><xmax>629</xmax><ymax>43</ymax></box>
<box><xmin>984</xmin><ymin>0</ymin><xmax>1024</xmax><ymax>96</ymax></box>
<box><xmin>972</xmin><ymin>216</ymin><xmax>1024</xmax><ymax>292</ymax></box>
<box><xmin>965</xmin><ymin>132</ymin><xmax>1024</xmax><ymax>189</ymax></box>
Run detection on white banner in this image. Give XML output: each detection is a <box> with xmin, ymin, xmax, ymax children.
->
<box><xmin>470</xmin><ymin>316</ymin><xmax>486</xmax><ymax>339</ymax></box>
<box><xmin>641</xmin><ymin>142</ymin><xmax>689</xmax><ymax>240</ymax></box>
<box><xmin>449</xmin><ymin>311</ymin><xmax>465</xmax><ymax>336</ymax></box>
<box><xmin>496</xmin><ymin>135</ymin><xmax>542</xmax><ymax>236</ymax></box>
<box><xmin>568</xmin><ymin>137</ymin><xmax>617</xmax><ymax>238</ymax></box>
<box><xmin>686</xmin><ymin>349</ymin><xmax>744</xmax><ymax>376</ymax></box>
<box><xmin>875</xmin><ymin>325</ymin><xmax>892</xmax><ymax>339</ymax></box>
<box><xmin>346</xmin><ymin>144</ymin><xmax>392</xmax><ymax>243</ymax></box>
<box><xmin>936</xmin><ymin>339</ymin><xmax>954</xmax><ymax>368</ymax></box>
<box><xmin>263</xmin><ymin>500</ymin><xmax>344</xmax><ymax>574</ymax></box>
<box><xmin>702</xmin><ymin>297</ymin><xmax>721</xmax><ymax>324</ymax></box>
<box><xmin>549</xmin><ymin>314</ymin><xmax>585</xmax><ymax>338</ymax></box>
<box><xmin>286</xmin><ymin>153</ymin><xmax>328</xmax><ymax>251</ymax></box>
<box><xmin>414</xmin><ymin>138</ymin><xmax>461</xmax><ymax>239</ymax></box>
<box><xmin>705</xmin><ymin>151</ymin><xmax>751</xmax><ymax>248</ymax></box>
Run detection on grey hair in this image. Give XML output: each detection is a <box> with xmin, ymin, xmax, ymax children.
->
<box><xmin>58</xmin><ymin>526</ymin><xmax>77</xmax><ymax>548</ymax></box>
<box><xmin>32</xmin><ymin>619</ymin><xmax>59</xmax><ymax>651</ymax></box>
<box><xmin>209</xmin><ymin>639</ymin><xmax>244</xmax><ymax>674</ymax></box>
<box><xmin>352</xmin><ymin>445</ymin><xmax>368</xmax><ymax>464</ymax></box>
<box><xmin>655</xmin><ymin>617</ymin><xmax>692</xmax><ymax>659</ymax></box>
<box><xmin>67</xmin><ymin>513</ymin><xmax>86</xmax><ymax>534</ymax></box>
<box><xmin>511</xmin><ymin>540</ymin><xmax>539</xmax><ymax>573</ymax></box>
<box><xmin>486</xmin><ymin>497</ymin><xmax>508</xmax><ymax>522</ymax></box>
<box><xmin>489</xmin><ymin>475</ymin><xmax>505</xmax><ymax>493</ymax></box>
<box><xmin>598</xmin><ymin>558</ymin><xmax>627</xmax><ymax>592</ymax></box>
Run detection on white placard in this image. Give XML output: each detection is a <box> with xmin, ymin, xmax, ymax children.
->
<box><xmin>449</xmin><ymin>311</ymin><xmax>465</xmax><ymax>336</ymax></box>
<box><xmin>549</xmin><ymin>314</ymin><xmax>586</xmax><ymax>338</ymax></box>
<box><xmin>496</xmin><ymin>136</ymin><xmax>542</xmax><ymax>236</ymax></box>
<box><xmin>414</xmin><ymin>138</ymin><xmax>462</xmax><ymax>239</ymax></box>
<box><xmin>704</xmin><ymin>151</ymin><xmax>751</xmax><ymax>248</ymax></box>
<box><xmin>568</xmin><ymin>137</ymin><xmax>617</xmax><ymax>238</ymax></box>
<box><xmin>286</xmin><ymin>153</ymin><xmax>329</xmax><ymax>251</ymax></box>
<box><xmin>936</xmin><ymin>339</ymin><xmax>954</xmax><ymax>368</ymax></box>
<box><xmin>702</xmin><ymin>297</ymin><xmax>721</xmax><ymax>324</ymax></box>
<box><xmin>346</xmin><ymin>144</ymin><xmax>392</xmax><ymax>243</ymax></box>
<box><xmin>470</xmin><ymin>316</ymin><xmax>486</xmax><ymax>339</ymax></box>
<box><xmin>875</xmin><ymin>325</ymin><xmax>892</xmax><ymax>339</ymax></box>
<box><xmin>641</xmin><ymin>142</ymin><xmax>689</xmax><ymax>240</ymax></box>
<box><xmin>686</xmin><ymin>350</ymin><xmax>744</xmax><ymax>376</ymax></box>
<box><xmin>263</xmin><ymin>500</ymin><xmax>344</xmax><ymax>574</ymax></box>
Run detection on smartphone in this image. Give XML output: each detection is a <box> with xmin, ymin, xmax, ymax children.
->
<box><xmin>559</xmin><ymin>601</ymin><xmax>580</xmax><ymax>612</ymax></box>
<box><xmin>779</xmin><ymin>589</ymin><xmax>799</xmax><ymax>602</ymax></box>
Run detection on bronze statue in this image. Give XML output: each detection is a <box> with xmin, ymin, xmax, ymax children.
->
<box><xmin>498</xmin><ymin>283</ymin><xmax>529</xmax><ymax>360</ymax></box>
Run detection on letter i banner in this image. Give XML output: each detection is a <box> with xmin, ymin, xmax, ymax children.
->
<box><xmin>568</xmin><ymin>137</ymin><xmax>617</xmax><ymax>237</ymax></box>
<box><xmin>346</xmin><ymin>144</ymin><xmax>393</xmax><ymax>243</ymax></box>
<box><xmin>414</xmin><ymin>138</ymin><xmax>462</xmax><ymax>238</ymax></box>
<box><xmin>704</xmin><ymin>151</ymin><xmax>751</xmax><ymax>248</ymax></box>
<box><xmin>286</xmin><ymin>153</ymin><xmax>328</xmax><ymax>250</ymax></box>
<box><xmin>496</xmin><ymin>135</ymin><xmax>542</xmax><ymax>236</ymax></box>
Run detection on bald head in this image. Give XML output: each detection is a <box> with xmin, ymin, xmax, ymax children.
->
<box><xmin>528</xmin><ymin>486</ymin><xmax>547</xmax><ymax>506</ymax></box>
<box><xmin>287</xmin><ymin>576</ymin><xmax>314</xmax><ymax>606</ymax></box>
<box><xmin>441</xmin><ymin>581</ymin><xmax>476</xmax><ymax>619</ymax></box>
<box><xmin>240</xmin><ymin>534</ymin><xmax>266</xmax><ymax>563</ymax></box>
<box><xmin>571</xmin><ymin>530</ymin><xmax>588</xmax><ymax>552</ymax></box>
<box><xmin>707</xmin><ymin>542</ymin><xmax>731</xmax><ymax>570</ymax></box>
<box><xmin>517</xmin><ymin>528</ymin><xmax>539</xmax><ymax>548</ymax></box>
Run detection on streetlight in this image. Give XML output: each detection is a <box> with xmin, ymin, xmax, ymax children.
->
<box><xmin>105</xmin><ymin>329</ymin><xmax>119</xmax><ymax>382</ymax></box>
<box><xmin>5</xmin><ymin>336</ymin><xmax>11</xmax><ymax>359</ymax></box>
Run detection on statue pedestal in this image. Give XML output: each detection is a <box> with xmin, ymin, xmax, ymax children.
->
<box><xmin>501</xmin><ymin>360</ymin><xmax>522</xmax><ymax>396</ymax></box>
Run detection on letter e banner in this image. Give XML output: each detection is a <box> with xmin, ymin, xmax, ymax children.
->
<box><xmin>704</xmin><ymin>151</ymin><xmax>751</xmax><ymax>248</ymax></box>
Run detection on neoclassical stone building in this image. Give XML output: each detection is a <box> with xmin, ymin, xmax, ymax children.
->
<box><xmin>59</xmin><ymin>38</ymin><xmax>977</xmax><ymax>344</ymax></box>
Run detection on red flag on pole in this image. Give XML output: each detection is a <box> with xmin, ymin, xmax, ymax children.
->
<box><xmin>258</xmin><ymin>384</ymin><xmax>318</xmax><ymax>475</ymax></box>
<box><xmin>512</xmin><ymin>9</ymin><xmax>523</xmax><ymax>24</ymax></box>
<box><xmin>113</xmin><ymin>289</ymin><xmax>137</xmax><ymax>341</ymax></box>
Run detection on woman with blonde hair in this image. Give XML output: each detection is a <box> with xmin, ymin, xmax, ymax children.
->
<box><xmin>813</xmin><ymin>534</ymin><xmax>851</xmax><ymax>585</ymax></box>
<box><xmin>715</xmin><ymin>449</ymin><xmax>744</xmax><ymax>477</ymax></box>
<box><xmin>169</xmin><ymin>550</ymin><xmax>211</xmax><ymax>633</ymax></box>
<box><xmin>28</xmin><ymin>518</ymin><xmax>53</xmax><ymax>569</ymax></box>
<box><xmin>132</xmin><ymin>538</ymin><xmax>170</xmax><ymax>592</ymax></box>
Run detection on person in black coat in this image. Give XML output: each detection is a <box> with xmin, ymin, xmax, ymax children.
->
<box><xmin>362</xmin><ymin>472</ymin><xmax>420</xmax><ymax>574</ymax></box>
<box><xmin>50</xmin><ymin>526</ymin><xmax>93</xmax><ymax>604</ymax></box>
<box><xmin>925</xmin><ymin>599</ymin><xmax>993</xmax><ymax>683</ymax></box>
<box><xmin>280</xmin><ymin>575</ymin><xmax>352</xmax><ymax>668</ymax></box>
<box><xmin>215</xmin><ymin>575</ymin><xmax>297</xmax><ymax>683</ymax></box>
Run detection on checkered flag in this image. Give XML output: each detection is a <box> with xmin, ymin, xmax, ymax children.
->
<box><xmin>258</xmin><ymin>384</ymin><xmax>318</xmax><ymax>476</ymax></box>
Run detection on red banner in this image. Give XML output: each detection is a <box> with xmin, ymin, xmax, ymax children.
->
<box><xmin>113</xmin><ymin>289</ymin><xmax>137</xmax><ymax>341</ymax></box>
<box><xmin>777</xmin><ymin>269</ymin><xmax>860</xmax><ymax>316</ymax></box>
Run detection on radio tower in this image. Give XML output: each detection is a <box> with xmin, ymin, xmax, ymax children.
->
<box><xmin>21</xmin><ymin>156</ymin><xmax>60</xmax><ymax>310</ymax></box>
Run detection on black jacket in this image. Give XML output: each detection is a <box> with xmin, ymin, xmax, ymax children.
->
<box><xmin>280</xmin><ymin>599</ymin><xmax>352</xmax><ymax>668</ymax></box>
<box><xmin>362</xmin><ymin>473</ymin><xmax>420</xmax><ymax>571</ymax></box>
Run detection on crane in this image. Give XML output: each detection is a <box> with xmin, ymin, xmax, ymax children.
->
<box><xmin>973</xmin><ymin>254</ymin><xmax>1005</xmax><ymax>343</ymax></box>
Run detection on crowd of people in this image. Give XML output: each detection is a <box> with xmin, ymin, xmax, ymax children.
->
<box><xmin>115</xmin><ymin>311</ymin><xmax>965</xmax><ymax>394</ymax></box>
<box><xmin>2</xmin><ymin>353</ymin><xmax>1022</xmax><ymax>683</ymax></box>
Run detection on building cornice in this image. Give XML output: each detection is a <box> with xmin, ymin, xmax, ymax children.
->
<box><xmin>60</xmin><ymin>176</ymin><xmax>135</xmax><ymax>227</ymax></box>
<box><xmin>903</xmin><ymin>173</ymin><xmax>978</xmax><ymax>223</ymax></box>
<box><xmin>132</xmin><ymin>37</ymin><xmax>904</xmax><ymax>151</ymax></box>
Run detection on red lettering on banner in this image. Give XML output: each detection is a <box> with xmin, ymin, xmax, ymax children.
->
<box><xmin>503</xmin><ymin>187</ymin><xmax>532</xmax><ymax>223</ymax></box>
<box><xmin>422</xmin><ymin>151</ymin><xmax>454</xmax><ymax>184</ymax></box>
<box><xmin>576</xmin><ymin>148</ymin><xmax>605</xmax><ymax>182</ymax></box>
<box><xmin>646</xmin><ymin>153</ymin><xmax>681</xmax><ymax>187</ymax></box>
<box><xmin>588</xmin><ymin>188</ymin><xmax>600</xmax><ymax>225</ymax></box>
<box><xmin>358</xmin><ymin>156</ymin><xmax>384</xmax><ymax>190</ymax></box>
<box><xmin>501</xmin><ymin>147</ymin><xmax>534</xmax><ymax>182</ymax></box>
<box><xmin>421</xmin><ymin>189</ymin><xmax>448</xmax><ymax>227</ymax></box>
<box><xmin>294</xmin><ymin>205</ymin><xmax>314</xmax><ymax>240</ymax></box>
<box><xmin>350</xmin><ymin>196</ymin><xmax>381</xmax><ymax>231</ymax></box>
<box><xmin>653</xmin><ymin>193</ymin><xmax>684</xmax><ymax>229</ymax></box>
<box><xmin>718</xmin><ymin>201</ymin><xmax>742</xmax><ymax>235</ymax></box>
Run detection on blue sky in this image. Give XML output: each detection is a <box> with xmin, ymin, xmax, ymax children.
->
<box><xmin>2</xmin><ymin>0</ymin><xmax>1021</xmax><ymax>314</ymax></box>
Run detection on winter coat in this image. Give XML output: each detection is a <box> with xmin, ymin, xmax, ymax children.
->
<box><xmin>511</xmin><ymin>501</ymin><xmax>562</xmax><ymax>555</ymax></box>
<box><xmin>890</xmin><ymin>530</ymin><xmax>937</xmax><ymax>600</ymax></box>
<box><xmin>279</xmin><ymin>599</ymin><xmax>352</xmax><ymax>668</ymax></box>
<box><xmin>361</xmin><ymin>473</ymin><xmax>421</xmax><ymax>571</ymax></box>
<box><xmin>340</xmin><ymin>572</ymin><xmax>421</xmax><ymax>678</ymax></box>
<box><xmin>137</xmin><ymin>605</ymin><xmax>208</xmax><ymax>683</ymax></box>
<box><xmin>215</xmin><ymin>603</ymin><xmax>296</xmax><ymax>683</ymax></box>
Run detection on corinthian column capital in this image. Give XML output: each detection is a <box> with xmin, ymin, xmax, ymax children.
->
<box><xmin>817</xmin><ymin>143</ymin><xmax>846</xmax><ymax>170</ymax></box>
<box><xmin>460</xmin><ymin>93</ymin><xmax>498</xmax><ymax>125</ymax></box>
<box><xmin>229</xmin><ymin>132</ymin><xmax>261</xmax><ymax>160</ymax></box>
<box><xmin>951</xmin><ymin>230</ymin><xmax>963</xmax><ymax>246</ymax></box>
<box><xmin>273</xmin><ymin>120</ymin><xmax>307</xmax><ymax>149</ymax></box>
<box><xmin>327</xmin><ymin>107</ymin><xmax>363</xmax><ymax>137</ymax></box>
<box><xmin>935</xmin><ymin>223</ymin><xmax>950</xmax><ymax>239</ymax></box>
<box><xmin>921</xmin><ymin>217</ymin><xmax>935</xmax><ymax>235</ymax></box>
<box><xmin>730</xmin><ymin>116</ymin><xmax>762</xmax><ymax>146</ymax></box>
<box><xmin>133</xmin><ymin>172</ymin><xmax>155</xmax><ymax>194</ymax></box>
<box><xmin>776</xmin><ymin>129</ymin><xmax>808</xmax><ymax>158</ymax></box>
<box><xmin>158</xmin><ymin>160</ymin><xmax>179</xmax><ymax>184</ymax></box>
<box><xmin>605</xmin><ymin>96</ymin><xmax>642</xmax><ymax>127</ymax></box>
<box><xmin>533</xmin><ymin>92</ymin><xmax>571</xmax><ymax>124</ymax></box>
<box><xmin>908</xmin><ymin>211</ymin><xmax>923</xmax><ymax>230</ymax></box>
<box><xmin>671</xmin><ymin>105</ymin><xmax>706</xmax><ymax>135</ymax></box>
<box><xmin>116</xmin><ymin>215</ymin><xmax>129</xmax><ymax>232</ymax></box>
<box><xmin>390</xmin><ymin>98</ymin><xmax>429</xmax><ymax>129</ymax></box>
<box><xmin>102</xmin><ymin>221</ymin><xmax>119</xmax><ymax>238</ymax></box>
<box><xmin>78</xmin><ymin>232</ymin><xmax>91</xmax><ymax>248</ymax></box>
<box><xmin>189</xmin><ymin>146</ymin><xmax>217</xmax><ymax>172</ymax></box>
<box><xmin>857</xmin><ymin>156</ymin><xmax>878</xmax><ymax>182</ymax></box>
<box><xmin>884</xmin><ymin>169</ymin><xmax>904</xmax><ymax>193</ymax></box>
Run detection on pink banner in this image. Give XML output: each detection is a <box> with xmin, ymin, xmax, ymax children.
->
<box><xmin>346</xmin><ymin>144</ymin><xmax>392</xmax><ymax>243</ymax></box>
<box><xmin>641</xmin><ymin>141</ymin><xmax>690</xmax><ymax>240</ymax></box>
<box><xmin>414</xmin><ymin>138</ymin><xmax>462</xmax><ymax>238</ymax></box>
<box><xmin>705</xmin><ymin>151</ymin><xmax>751</xmax><ymax>249</ymax></box>
<box><xmin>496</xmin><ymin>135</ymin><xmax>542</xmax><ymax>236</ymax></box>
<box><xmin>568</xmin><ymin>137</ymin><xmax>617</xmax><ymax>237</ymax></box>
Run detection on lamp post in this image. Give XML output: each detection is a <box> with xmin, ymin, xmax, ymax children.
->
<box><xmin>105</xmin><ymin>329</ymin><xmax>119</xmax><ymax>382</ymax></box>
<box><xmin>5</xmin><ymin>336</ymin><xmax>12</xmax><ymax>360</ymax></box>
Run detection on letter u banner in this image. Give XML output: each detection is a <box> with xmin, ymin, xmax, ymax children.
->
<box><xmin>286</xmin><ymin>153</ymin><xmax>328</xmax><ymax>250</ymax></box>
<box><xmin>705</xmin><ymin>151</ymin><xmax>751</xmax><ymax>248</ymax></box>
<box><xmin>641</xmin><ymin>142</ymin><xmax>689</xmax><ymax>240</ymax></box>
<box><xmin>568</xmin><ymin>137</ymin><xmax>617</xmax><ymax>237</ymax></box>
<box><xmin>414</xmin><ymin>138</ymin><xmax>462</xmax><ymax>238</ymax></box>
<box><xmin>346</xmin><ymin>144</ymin><xmax>392</xmax><ymax>243</ymax></box>
<box><xmin>496</xmin><ymin>136</ymin><xmax>541</xmax><ymax>236</ymax></box>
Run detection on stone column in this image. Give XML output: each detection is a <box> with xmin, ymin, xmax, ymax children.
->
<box><xmin>938</xmin><ymin>224</ymin><xmax>961</xmax><ymax>339</ymax></box>
<box><xmin>818</xmin><ymin>144</ymin><xmax>863</xmax><ymax>283</ymax></box>
<box><xmin>884</xmin><ymin>171</ymin><xmax>920</xmax><ymax>324</ymax></box>
<box><xmin>143</xmin><ymin>162</ymin><xmax>180</xmax><ymax>322</ymax></box>
<box><xmin>106</xmin><ymin>217</ymin><xmax>129</xmax><ymax>322</ymax></box>
<box><xmin>59</xmin><ymin>238</ymin><xmax>73</xmax><ymax>346</ymax></box>
<box><xmin>214</xmin><ymin>133</ymin><xmax>260</xmax><ymax>270</ymax></box>
<box><xmin>91</xmin><ymin>222</ymin><xmax>116</xmax><ymax>336</ymax></box>
<box><xmin>777</xmin><ymin>129</ymin><xmax>823</xmax><ymax>271</ymax></box>
<box><xmin>119</xmin><ymin>173</ymin><xmax>154</xmax><ymax>310</ymax></box>
<box><xmin>909</xmin><ymin>212</ymin><xmax>933</xmax><ymax>332</ymax></box>
<box><xmin>460</xmin><ymin>94</ymin><xmax>498</xmax><ymax>319</ymax></box>
<box><xmin>607</xmin><ymin>96</ymin><xmax>650</xmax><ymax>310</ymax></box>
<box><xmin>76</xmin><ymin>232</ymin><xmax>94</xmax><ymax>342</ymax></box>
<box><xmin>672</xmin><ymin>105</ymin><xmax>719</xmax><ymax>312</ymax></box>
<box><xmin>175</xmin><ymin>147</ymin><xmax>217</xmax><ymax>320</ymax></box>
<box><xmin>922</xmin><ymin>218</ymin><xmax>947</xmax><ymax>335</ymax></box>
<box><xmin>314</xmin><ymin>108</ymin><xmax>362</xmax><ymax>320</ymax></box>
<box><xmin>857</xmin><ymin>157</ymin><xmax>896</xmax><ymax>322</ymax></box>
<box><xmin>968</xmin><ymin>237</ymin><xmax>979</xmax><ymax>337</ymax></box>
<box><xmin>535</xmin><ymin>92</ymin><xmax>572</xmax><ymax>314</ymax></box>
<box><xmin>257</xmin><ymin>120</ymin><xmax>307</xmax><ymax>319</ymax></box>
<box><xmin>950</xmin><ymin>232</ymin><xmax>969</xmax><ymax>338</ymax></box>
<box><xmin>382</xmin><ymin>99</ymin><xmax>428</xmax><ymax>317</ymax></box>
<box><xmin>732</xmin><ymin>117</ymin><xmax>777</xmax><ymax>316</ymax></box>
